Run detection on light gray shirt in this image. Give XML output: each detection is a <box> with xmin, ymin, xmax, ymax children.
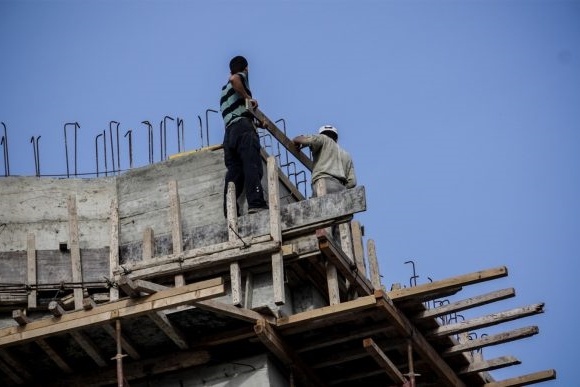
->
<box><xmin>301</xmin><ymin>134</ymin><xmax>356</xmax><ymax>188</ymax></box>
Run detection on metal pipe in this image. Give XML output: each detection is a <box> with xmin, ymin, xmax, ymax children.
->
<box><xmin>159</xmin><ymin>120</ymin><xmax>163</xmax><ymax>161</ymax></box>
<box><xmin>95</xmin><ymin>132</ymin><xmax>104</xmax><ymax>177</ymax></box>
<box><xmin>1</xmin><ymin>122</ymin><xmax>9</xmax><ymax>176</ymax></box>
<box><xmin>407</xmin><ymin>340</ymin><xmax>416</xmax><ymax>387</ymax></box>
<box><xmin>124</xmin><ymin>130</ymin><xmax>133</xmax><ymax>169</ymax></box>
<box><xmin>30</xmin><ymin>136</ymin><xmax>37</xmax><ymax>176</ymax></box>
<box><xmin>141</xmin><ymin>121</ymin><xmax>153</xmax><ymax>164</ymax></box>
<box><xmin>103</xmin><ymin>130</ymin><xmax>108</xmax><ymax>177</ymax></box>
<box><xmin>64</xmin><ymin>122</ymin><xmax>80</xmax><ymax>178</ymax></box>
<box><xmin>36</xmin><ymin>136</ymin><xmax>41</xmax><ymax>177</ymax></box>
<box><xmin>74</xmin><ymin>123</ymin><xmax>80</xmax><ymax>176</ymax></box>
<box><xmin>205</xmin><ymin>109</ymin><xmax>218</xmax><ymax>147</ymax></box>
<box><xmin>115</xmin><ymin>319</ymin><xmax>124</xmax><ymax>387</ymax></box>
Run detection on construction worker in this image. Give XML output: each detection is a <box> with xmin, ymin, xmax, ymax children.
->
<box><xmin>220</xmin><ymin>55</ymin><xmax>268</xmax><ymax>216</ymax></box>
<box><xmin>292</xmin><ymin>125</ymin><xmax>357</xmax><ymax>197</ymax></box>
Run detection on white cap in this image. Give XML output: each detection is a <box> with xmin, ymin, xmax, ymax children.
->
<box><xmin>318</xmin><ymin>125</ymin><xmax>338</xmax><ymax>136</ymax></box>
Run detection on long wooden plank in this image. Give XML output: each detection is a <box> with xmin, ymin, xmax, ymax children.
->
<box><xmin>458</xmin><ymin>356</ymin><xmax>521</xmax><ymax>375</ymax></box>
<box><xmin>268</xmin><ymin>157</ymin><xmax>285</xmax><ymax>306</ymax></box>
<box><xmin>276</xmin><ymin>294</ymin><xmax>377</xmax><ymax>330</ymax></box>
<box><xmin>0</xmin><ymin>349</ymin><xmax>31</xmax><ymax>382</ymax></box>
<box><xmin>0</xmin><ymin>356</ymin><xmax>24</xmax><ymax>385</ymax></box>
<box><xmin>483</xmin><ymin>369</ymin><xmax>556</xmax><ymax>387</ymax></box>
<box><xmin>70</xmin><ymin>331</ymin><xmax>108</xmax><ymax>367</ymax></box>
<box><xmin>350</xmin><ymin>220</ymin><xmax>366</xmax><ymax>275</ymax></box>
<box><xmin>388</xmin><ymin>266</ymin><xmax>509</xmax><ymax>302</ymax></box>
<box><xmin>37</xmin><ymin>338</ymin><xmax>72</xmax><ymax>373</ymax></box>
<box><xmin>427</xmin><ymin>303</ymin><xmax>544</xmax><ymax>338</ymax></box>
<box><xmin>415</xmin><ymin>288</ymin><xmax>515</xmax><ymax>320</ymax></box>
<box><xmin>101</xmin><ymin>323</ymin><xmax>141</xmax><ymax>360</ymax></box>
<box><xmin>168</xmin><ymin>180</ymin><xmax>185</xmax><ymax>287</ymax></box>
<box><xmin>0</xmin><ymin>278</ymin><xmax>224</xmax><ymax>346</ymax></box>
<box><xmin>318</xmin><ymin>229</ymin><xmax>374</xmax><ymax>296</ymax></box>
<box><xmin>251</xmin><ymin>107</ymin><xmax>313</xmax><ymax>171</ymax></box>
<box><xmin>194</xmin><ymin>299</ymin><xmax>274</xmax><ymax>323</ymax></box>
<box><xmin>108</xmin><ymin>199</ymin><xmax>119</xmax><ymax>301</ymax></box>
<box><xmin>363</xmin><ymin>337</ymin><xmax>407</xmax><ymax>384</ymax></box>
<box><xmin>254</xmin><ymin>319</ymin><xmax>324</xmax><ymax>387</ymax></box>
<box><xmin>374</xmin><ymin>291</ymin><xmax>466</xmax><ymax>387</ymax></box>
<box><xmin>68</xmin><ymin>195</ymin><xmax>84</xmax><ymax>310</ymax></box>
<box><xmin>26</xmin><ymin>234</ymin><xmax>37</xmax><ymax>309</ymax></box>
<box><xmin>226</xmin><ymin>182</ymin><xmax>242</xmax><ymax>306</ymax></box>
<box><xmin>367</xmin><ymin>239</ymin><xmax>381</xmax><ymax>289</ymax></box>
<box><xmin>148</xmin><ymin>312</ymin><xmax>189</xmax><ymax>350</ymax></box>
<box><xmin>442</xmin><ymin>326</ymin><xmax>539</xmax><ymax>357</ymax></box>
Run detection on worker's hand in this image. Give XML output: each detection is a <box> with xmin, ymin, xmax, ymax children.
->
<box><xmin>248</xmin><ymin>98</ymin><xmax>258</xmax><ymax>109</ymax></box>
<box><xmin>255</xmin><ymin>119</ymin><xmax>268</xmax><ymax>129</ymax></box>
<box><xmin>294</xmin><ymin>143</ymin><xmax>302</xmax><ymax>152</ymax></box>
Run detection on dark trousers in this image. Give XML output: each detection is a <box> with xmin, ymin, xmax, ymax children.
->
<box><xmin>223</xmin><ymin>118</ymin><xmax>267</xmax><ymax>216</ymax></box>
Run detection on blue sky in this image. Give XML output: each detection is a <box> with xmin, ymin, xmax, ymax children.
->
<box><xmin>1</xmin><ymin>0</ymin><xmax>578</xmax><ymax>385</ymax></box>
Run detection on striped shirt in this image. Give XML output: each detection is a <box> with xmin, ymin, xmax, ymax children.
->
<box><xmin>220</xmin><ymin>72</ymin><xmax>252</xmax><ymax>128</ymax></box>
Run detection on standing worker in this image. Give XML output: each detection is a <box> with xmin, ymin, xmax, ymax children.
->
<box><xmin>220</xmin><ymin>55</ymin><xmax>268</xmax><ymax>216</ymax></box>
<box><xmin>293</xmin><ymin>125</ymin><xmax>357</xmax><ymax>197</ymax></box>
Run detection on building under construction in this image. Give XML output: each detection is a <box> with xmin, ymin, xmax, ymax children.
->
<box><xmin>0</xmin><ymin>110</ymin><xmax>556</xmax><ymax>386</ymax></box>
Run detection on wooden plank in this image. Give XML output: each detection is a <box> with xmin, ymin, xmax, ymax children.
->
<box><xmin>109</xmin><ymin>199</ymin><xmax>119</xmax><ymax>301</ymax></box>
<box><xmin>363</xmin><ymin>337</ymin><xmax>408</xmax><ymax>384</ymax></box>
<box><xmin>0</xmin><ymin>348</ymin><xmax>31</xmax><ymax>382</ymax></box>
<box><xmin>26</xmin><ymin>234</ymin><xmax>37</xmax><ymax>310</ymax></box>
<box><xmin>326</xmin><ymin>261</ymin><xmax>340</xmax><ymax>305</ymax></box>
<box><xmin>458</xmin><ymin>356</ymin><xmax>521</xmax><ymax>375</ymax></box>
<box><xmin>48</xmin><ymin>301</ymin><xmax>65</xmax><ymax>317</ymax></box>
<box><xmin>142</xmin><ymin>227</ymin><xmax>154</xmax><ymax>261</ymax></box>
<box><xmin>0</xmin><ymin>278</ymin><xmax>225</xmax><ymax>347</ymax></box>
<box><xmin>254</xmin><ymin>319</ymin><xmax>325</xmax><ymax>387</ymax></box>
<box><xmin>12</xmin><ymin>310</ymin><xmax>28</xmax><ymax>326</ymax></box>
<box><xmin>148</xmin><ymin>312</ymin><xmax>189</xmax><ymax>350</ymax></box>
<box><xmin>194</xmin><ymin>299</ymin><xmax>274</xmax><ymax>323</ymax></box>
<box><xmin>427</xmin><ymin>303</ymin><xmax>544</xmax><ymax>338</ymax></box>
<box><xmin>374</xmin><ymin>291</ymin><xmax>466</xmax><ymax>387</ymax></box>
<box><xmin>351</xmin><ymin>221</ymin><xmax>366</xmax><ymax>275</ymax></box>
<box><xmin>268</xmin><ymin>157</ymin><xmax>285</xmax><ymax>306</ymax></box>
<box><xmin>69</xmin><ymin>331</ymin><xmax>108</xmax><ymax>367</ymax></box>
<box><xmin>483</xmin><ymin>369</ymin><xmax>556</xmax><ymax>387</ymax></box>
<box><xmin>388</xmin><ymin>266</ymin><xmax>509</xmax><ymax>303</ymax></box>
<box><xmin>415</xmin><ymin>288</ymin><xmax>515</xmax><ymax>320</ymax></box>
<box><xmin>226</xmin><ymin>182</ymin><xmax>242</xmax><ymax>307</ymax></box>
<box><xmin>443</xmin><ymin>326</ymin><xmax>539</xmax><ymax>357</ymax></box>
<box><xmin>50</xmin><ymin>349</ymin><xmax>210</xmax><ymax>387</ymax></box>
<box><xmin>37</xmin><ymin>338</ymin><xmax>72</xmax><ymax>373</ymax></box>
<box><xmin>117</xmin><ymin>277</ymin><xmax>168</xmax><ymax>297</ymax></box>
<box><xmin>251</xmin><ymin>107</ymin><xmax>313</xmax><ymax>171</ymax></box>
<box><xmin>168</xmin><ymin>180</ymin><xmax>185</xmax><ymax>287</ymax></box>
<box><xmin>367</xmin><ymin>239</ymin><xmax>381</xmax><ymax>290</ymax></box>
<box><xmin>0</xmin><ymin>356</ymin><xmax>24</xmax><ymax>385</ymax></box>
<box><xmin>318</xmin><ymin>229</ymin><xmax>374</xmax><ymax>296</ymax></box>
<box><xmin>243</xmin><ymin>272</ymin><xmax>254</xmax><ymax>309</ymax></box>
<box><xmin>277</xmin><ymin>294</ymin><xmax>377</xmax><ymax>330</ymax></box>
<box><xmin>68</xmin><ymin>195</ymin><xmax>84</xmax><ymax>310</ymax></box>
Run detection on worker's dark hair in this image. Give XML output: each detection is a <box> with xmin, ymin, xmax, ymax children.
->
<box><xmin>321</xmin><ymin>131</ymin><xmax>338</xmax><ymax>142</ymax></box>
<box><xmin>229</xmin><ymin>56</ymin><xmax>248</xmax><ymax>74</ymax></box>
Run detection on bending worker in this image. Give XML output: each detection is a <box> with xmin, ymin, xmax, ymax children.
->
<box><xmin>293</xmin><ymin>125</ymin><xmax>356</xmax><ymax>197</ymax></box>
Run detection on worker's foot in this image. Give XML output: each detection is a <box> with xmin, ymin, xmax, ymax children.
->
<box><xmin>248</xmin><ymin>205</ymin><xmax>269</xmax><ymax>214</ymax></box>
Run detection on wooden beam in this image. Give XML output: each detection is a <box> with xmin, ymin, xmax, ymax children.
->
<box><xmin>415</xmin><ymin>288</ymin><xmax>516</xmax><ymax>320</ymax></box>
<box><xmin>109</xmin><ymin>199</ymin><xmax>120</xmax><ymax>301</ymax></box>
<box><xmin>37</xmin><ymin>338</ymin><xmax>72</xmax><ymax>373</ymax></box>
<box><xmin>148</xmin><ymin>311</ymin><xmax>189</xmax><ymax>350</ymax></box>
<box><xmin>48</xmin><ymin>301</ymin><xmax>65</xmax><ymax>317</ymax></box>
<box><xmin>427</xmin><ymin>303</ymin><xmax>544</xmax><ymax>338</ymax></box>
<box><xmin>26</xmin><ymin>234</ymin><xmax>37</xmax><ymax>310</ymax></box>
<box><xmin>142</xmin><ymin>227</ymin><xmax>154</xmax><ymax>262</ymax></box>
<box><xmin>168</xmin><ymin>180</ymin><xmax>185</xmax><ymax>287</ymax></box>
<box><xmin>0</xmin><ymin>356</ymin><xmax>24</xmax><ymax>385</ymax></box>
<box><xmin>0</xmin><ymin>348</ymin><xmax>31</xmax><ymax>382</ymax></box>
<box><xmin>297</xmin><ymin>322</ymin><xmax>394</xmax><ymax>353</ymax></box>
<box><xmin>49</xmin><ymin>349</ymin><xmax>210</xmax><ymax>387</ymax></box>
<box><xmin>443</xmin><ymin>326</ymin><xmax>539</xmax><ymax>357</ymax></box>
<box><xmin>367</xmin><ymin>239</ymin><xmax>381</xmax><ymax>290</ymax></box>
<box><xmin>268</xmin><ymin>157</ymin><xmax>285</xmax><ymax>305</ymax></box>
<box><xmin>117</xmin><ymin>277</ymin><xmax>168</xmax><ymax>298</ymax></box>
<box><xmin>251</xmin><ymin>107</ymin><xmax>313</xmax><ymax>171</ymax></box>
<box><xmin>12</xmin><ymin>309</ymin><xmax>28</xmax><ymax>326</ymax></box>
<box><xmin>374</xmin><ymin>291</ymin><xmax>466</xmax><ymax>387</ymax></box>
<box><xmin>318</xmin><ymin>229</ymin><xmax>374</xmax><ymax>296</ymax></box>
<box><xmin>70</xmin><ymin>331</ymin><xmax>108</xmax><ymax>367</ymax></box>
<box><xmin>363</xmin><ymin>337</ymin><xmax>408</xmax><ymax>384</ymax></box>
<box><xmin>0</xmin><ymin>277</ymin><xmax>225</xmax><ymax>347</ymax></box>
<box><xmin>351</xmin><ymin>220</ymin><xmax>366</xmax><ymax>275</ymax></box>
<box><xmin>68</xmin><ymin>195</ymin><xmax>84</xmax><ymax>310</ymax></box>
<box><xmin>277</xmin><ymin>294</ymin><xmax>377</xmax><ymax>331</ymax></box>
<box><xmin>194</xmin><ymin>299</ymin><xmax>274</xmax><ymax>323</ymax></box>
<box><xmin>482</xmin><ymin>369</ymin><xmax>556</xmax><ymax>387</ymax></box>
<box><xmin>254</xmin><ymin>319</ymin><xmax>325</xmax><ymax>387</ymax></box>
<box><xmin>388</xmin><ymin>266</ymin><xmax>509</xmax><ymax>303</ymax></box>
<box><xmin>226</xmin><ymin>182</ymin><xmax>242</xmax><ymax>307</ymax></box>
<box><xmin>458</xmin><ymin>356</ymin><xmax>521</xmax><ymax>375</ymax></box>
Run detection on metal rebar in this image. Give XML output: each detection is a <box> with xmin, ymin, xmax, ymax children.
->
<box><xmin>103</xmin><ymin>130</ymin><xmax>108</xmax><ymax>177</ymax></box>
<box><xmin>205</xmin><ymin>109</ymin><xmax>218</xmax><ymax>147</ymax></box>
<box><xmin>177</xmin><ymin>117</ymin><xmax>184</xmax><ymax>152</ymax></box>
<box><xmin>141</xmin><ymin>121</ymin><xmax>153</xmax><ymax>164</ymax></box>
<box><xmin>35</xmin><ymin>136</ymin><xmax>41</xmax><ymax>177</ymax></box>
<box><xmin>95</xmin><ymin>132</ymin><xmax>104</xmax><ymax>177</ymax></box>
<box><xmin>404</xmin><ymin>260</ymin><xmax>419</xmax><ymax>287</ymax></box>
<box><xmin>124</xmin><ymin>130</ymin><xmax>133</xmax><ymax>169</ymax></box>
<box><xmin>197</xmin><ymin>115</ymin><xmax>203</xmax><ymax>148</ymax></box>
<box><xmin>109</xmin><ymin>121</ymin><xmax>119</xmax><ymax>173</ymax></box>
<box><xmin>1</xmin><ymin>122</ymin><xmax>9</xmax><ymax>176</ymax></box>
<box><xmin>163</xmin><ymin>115</ymin><xmax>174</xmax><ymax>159</ymax></box>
